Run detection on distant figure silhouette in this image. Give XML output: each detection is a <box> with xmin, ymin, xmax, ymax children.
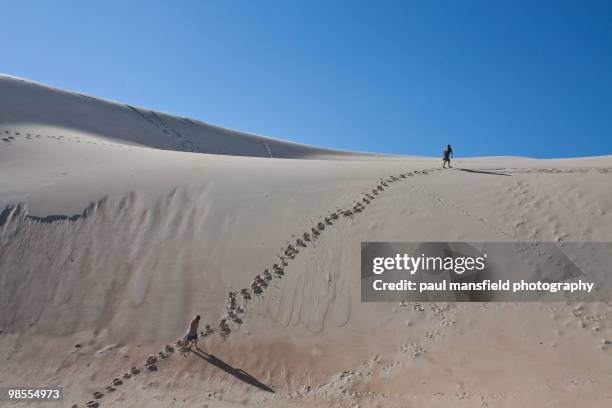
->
<box><xmin>442</xmin><ymin>144</ymin><xmax>453</xmax><ymax>168</ymax></box>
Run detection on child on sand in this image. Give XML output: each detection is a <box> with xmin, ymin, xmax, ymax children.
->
<box><xmin>184</xmin><ymin>315</ymin><xmax>200</xmax><ymax>348</ymax></box>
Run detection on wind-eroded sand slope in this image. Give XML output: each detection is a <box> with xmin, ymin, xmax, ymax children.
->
<box><xmin>0</xmin><ymin>75</ymin><xmax>381</xmax><ymax>160</ymax></box>
<box><xmin>1</xmin><ymin>75</ymin><xmax>612</xmax><ymax>407</ymax></box>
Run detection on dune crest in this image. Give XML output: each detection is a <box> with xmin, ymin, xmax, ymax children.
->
<box><xmin>0</xmin><ymin>74</ymin><xmax>381</xmax><ymax>159</ymax></box>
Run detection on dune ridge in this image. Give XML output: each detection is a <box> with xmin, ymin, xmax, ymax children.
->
<box><xmin>0</xmin><ymin>74</ymin><xmax>384</xmax><ymax>159</ymax></box>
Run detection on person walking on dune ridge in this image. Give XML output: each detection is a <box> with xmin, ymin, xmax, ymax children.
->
<box><xmin>184</xmin><ymin>315</ymin><xmax>200</xmax><ymax>348</ymax></box>
<box><xmin>442</xmin><ymin>144</ymin><xmax>453</xmax><ymax>168</ymax></box>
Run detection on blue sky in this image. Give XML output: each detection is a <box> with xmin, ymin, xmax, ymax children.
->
<box><xmin>2</xmin><ymin>1</ymin><xmax>611</xmax><ymax>157</ymax></box>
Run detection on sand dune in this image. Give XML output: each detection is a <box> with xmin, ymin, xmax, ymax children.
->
<box><xmin>1</xmin><ymin>76</ymin><xmax>612</xmax><ymax>407</ymax></box>
<box><xmin>0</xmin><ymin>74</ymin><xmax>382</xmax><ymax>160</ymax></box>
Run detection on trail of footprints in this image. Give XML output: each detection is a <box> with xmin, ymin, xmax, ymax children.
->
<box><xmin>218</xmin><ymin>169</ymin><xmax>441</xmax><ymax>338</ymax></box>
<box><xmin>1</xmin><ymin>108</ymin><xmax>201</xmax><ymax>152</ymax></box>
<box><xmin>74</xmin><ymin>342</ymin><xmax>192</xmax><ymax>407</ymax></box>
<box><xmin>1</xmin><ymin>129</ymin><xmax>130</xmax><ymax>149</ymax></box>
<box><xmin>125</xmin><ymin>105</ymin><xmax>199</xmax><ymax>152</ymax></box>
<box><xmin>72</xmin><ymin>168</ymin><xmax>438</xmax><ymax>407</ymax></box>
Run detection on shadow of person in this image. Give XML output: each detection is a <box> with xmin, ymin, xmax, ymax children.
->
<box><xmin>457</xmin><ymin>168</ymin><xmax>511</xmax><ymax>176</ymax></box>
<box><xmin>190</xmin><ymin>347</ymin><xmax>275</xmax><ymax>393</ymax></box>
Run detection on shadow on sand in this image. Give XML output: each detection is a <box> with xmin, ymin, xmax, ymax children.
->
<box><xmin>456</xmin><ymin>168</ymin><xmax>511</xmax><ymax>176</ymax></box>
<box><xmin>190</xmin><ymin>347</ymin><xmax>275</xmax><ymax>393</ymax></box>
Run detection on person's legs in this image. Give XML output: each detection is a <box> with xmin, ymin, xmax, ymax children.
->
<box><xmin>186</xmin><ymin>334</ymin><xmax>197</xmax><ymax>348</ymax></box>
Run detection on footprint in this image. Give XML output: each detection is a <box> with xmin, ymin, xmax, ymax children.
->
<box><xmin>273</xmin><ymin>264</ymin><xmax>284</xmax><ymax>276</ymax></box>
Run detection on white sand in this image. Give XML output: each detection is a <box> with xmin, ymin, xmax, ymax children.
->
<box><xmin>1</xmin><ymin>74</ymin><xmax>611</xmax><ymax>407</ymax></box>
